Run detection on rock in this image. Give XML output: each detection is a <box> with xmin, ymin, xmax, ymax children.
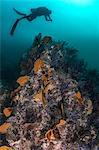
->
<box><xmin>1</xmin><ymin>34</ymin><xmax>98</xmax><ymax>150</ymax></box>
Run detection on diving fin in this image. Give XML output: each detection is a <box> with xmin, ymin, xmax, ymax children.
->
<box><xmin>13</xmin><ymin>8</ymin><xmax>26</xmax><ymax>16</ymax></box>
<box><xmin>10</xmin><ymin>19</ymin><xmax>20</xmax><ymax>35</ymax></box>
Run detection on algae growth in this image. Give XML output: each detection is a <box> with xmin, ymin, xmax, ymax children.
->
<box><xmin>0</xmin><ymin>34</ymin><xmax>99</xmax><ymax>150</ymax></box>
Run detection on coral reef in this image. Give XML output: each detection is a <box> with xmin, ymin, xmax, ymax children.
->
<box><xmin>0</xmin><ymin>34</ymin><xmax>99</xmax><ymax>150</ymax></box>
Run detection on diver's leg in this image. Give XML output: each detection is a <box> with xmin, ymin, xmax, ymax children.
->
<box><xmin>10</xmin><ymin>14</ymin><xmax>36</xmax><ymax>36</ymax></box>
<box><xmin>13</xmin><ymin>8</ymin><xmax>26</xmax><ymax>16</ymax></box>
<box><xmin>10</xmin><ymin>16</ymin><xmax>27</xmax><ymax>35</ymax></box>
<box><xmin>10</xmin><ymin>19</ymin><xmax>20</xmax><ymax>35</ymax></box>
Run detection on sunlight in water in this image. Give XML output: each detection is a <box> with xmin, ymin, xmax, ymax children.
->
<box><xmin>62</xmin><ymin>0</ymin><xmax>94</xmax><ymax>5</ymax></box>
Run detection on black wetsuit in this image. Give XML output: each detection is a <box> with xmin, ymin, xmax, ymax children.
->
<box><xmin>10</xmin><ymin>7</ymin><xmax>52</xmax><ymax>35</ymax></box>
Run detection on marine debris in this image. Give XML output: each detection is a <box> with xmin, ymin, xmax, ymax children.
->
<box><xmin>0</xmin><ymin>34</ymin><xmax>99</xmax><ymax>150</ymax></box>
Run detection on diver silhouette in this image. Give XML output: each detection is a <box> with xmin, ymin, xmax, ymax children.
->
<box><xmin>10</xmin><ymin>7</ymin><xmax>52</xmax><ymax>35</ymax></box>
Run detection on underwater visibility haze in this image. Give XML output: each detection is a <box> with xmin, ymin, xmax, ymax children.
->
<box><xmin>1</xmin><ymin>0</ymin><xmax>99</xmax><ymax>149</ymax></box>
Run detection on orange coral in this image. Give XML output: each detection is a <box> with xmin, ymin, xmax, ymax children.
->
<box><xmin>0</xmin><ymin>146</ymin><xmax>12</xmax><ymax>150</ymax></box>
<box><xmin>44</xmin><ymin>83</ymin><xmax>55</xmax><ymax>94</ymax></box>
<box><xmin>56</xmin><ymin>119</ymin><xmax>66</xmax><ymax>127</ymax></box>
<box><xmin>0</xmin><ymin>123</ymin><xmax>11</xmax><ymax>134</ymax></box>
<box><xmin>41</xmin><ymin>68</ymin><xmax>53</xmax><ymax>86</ymax></box>
<box><xmin>57</xmin><ymin>119</ymin><xmax>65</xmax><ymax>126</ymax></box>
<box><xmin>74</xmin><ymin>91</ymin><xmax>83</xmax><ymax>104</ymax></box>
<box><xmin>48</xmin><ymin>68</ymin><xmax>53</xmax><ymax>77</ymax></box>
<box><xmin>34</xmin><ymin>59</ymin><xmax>44</xmax><ymax>74</ymax></box>
<box><xmin>45</xmin><ymin>119</ymin><xmax>65</xmax><ymax>141</ymax></box>
<box><xmin>45</xmin><ymin>129</ymin><xmax>55</xmax><ymax>141</ymax></box>
<box><xmin>17</xmin><ymin>75</ymin><xmax>29</xmax><ymax>86</ymax></box>
<box><xmin>42</xmin><ymin>90</ymin><xmax>47</xmax><ymax>107</ymax></box>
<box><xmin>41</xmin><ymin>75</ymin><xmax>48</xmax><ymax>85</ymax></box>
<box><xmin>3</xmin><ymin>107</ymin><xmax>12</xmax><ymax>117</ymax></box>
<box><xmin>33</xmin><ymin>90</ymin><xmax>43</xmax><ymax>102</ymax></box>
<box><xmin>33</xmin><ymin>90</ymin><xmax>46</xmax><ymax>106</ymax></box>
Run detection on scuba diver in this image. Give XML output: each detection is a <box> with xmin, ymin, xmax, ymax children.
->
<box><xmin>10</xmin><ymin>7</ymin><xmax>52</xmax><ymax>35</ymax></box>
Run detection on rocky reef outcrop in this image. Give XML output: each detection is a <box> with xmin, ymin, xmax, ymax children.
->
<box><xmin>0</xmin><ymin>34</ymin><xmax>99</xmax><ymax>150</ymax></box>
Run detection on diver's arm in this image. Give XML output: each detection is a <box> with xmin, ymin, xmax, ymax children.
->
<box><xmin>44</xmin><ymin>15</ymin><xmax>52</xmax><ymax>21</ymax></box>
<box><xmin>48</xmin><ymin>15</ymin><xmax>52</xmax><ymax>21</ymax></box>
<box><xmin>44</xmin><ymin>15</ymin><xmax>49</xmax><ymax>21</ymax></box>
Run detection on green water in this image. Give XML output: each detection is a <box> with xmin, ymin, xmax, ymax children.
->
<box><xmin>0</xmin><ymin>0</ymin><xmax>99</xmax><ymax>82</ymax></box>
